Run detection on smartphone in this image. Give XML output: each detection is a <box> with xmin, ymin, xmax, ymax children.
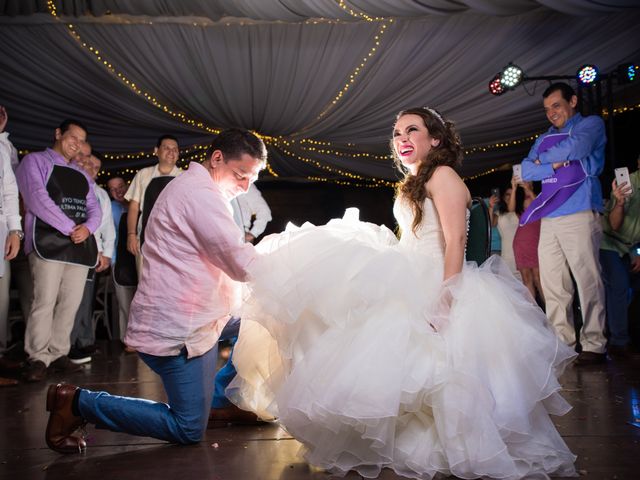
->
<box><xmin>512</xmin><ymin>164</ymin><xmax>522</xmax><ymax>181</ymax></box>
<box><xmin>491</xmin><ymin>187</ymin><xmax>500</xmax><ymax>198</ymax></box>
<box><xmin>615</xmin><ymin>167</ymin><xmax>633</xmax><ymax>195</ymax></box>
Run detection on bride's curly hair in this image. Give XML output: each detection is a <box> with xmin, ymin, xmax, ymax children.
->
<box><xmin>391</xmin><ymin>107</ymin><xmax>463</xmax><ymax>233</ymax></box>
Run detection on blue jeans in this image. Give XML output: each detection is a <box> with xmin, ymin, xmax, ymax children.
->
<box><xmin>211</xmin><ymin>316</ymin><xmax>240</xmax><ymax>409</ymax></box>
<box><xmin>77</xmin><ymin>318</ymin><xmax>239</xmax><ymax>444</ymax></box>
<box><xmin>599</xmin><ymin>249</ymin><xmax>640</xmax><ymax>346</ymax></box>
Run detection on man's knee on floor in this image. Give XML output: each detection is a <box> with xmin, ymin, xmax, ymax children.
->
<box><xmin>173</xmin><ymin>419</ymin><xmax>206</xmax><ymax>444</ymax></box>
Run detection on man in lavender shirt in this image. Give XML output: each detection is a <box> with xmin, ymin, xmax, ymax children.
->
<box><xmin>16</xmin><ymin>119</ymin><xmax>102</xmax><ymax>383</ymax></box>
<box><xmin>44</xmin><ymin>128</ymin><xmax>267</xmax><ymax>454</ymax></box>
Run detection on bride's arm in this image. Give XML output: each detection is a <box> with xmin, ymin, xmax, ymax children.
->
<box><xmin>428</xmin><ymin>166</ymin><xmax>471</xmax><ymax>281</ymax></box>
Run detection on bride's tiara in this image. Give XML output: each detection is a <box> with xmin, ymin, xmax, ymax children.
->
<box><xmin>422</xmin><ymin>107</ymin><xmax>445</xmax><ymax>126</ymax></box>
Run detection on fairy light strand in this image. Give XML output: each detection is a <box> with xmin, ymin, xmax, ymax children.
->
<box><xmin>315</xmin><ymin>19</ymin><xmax>393</xmax><ymax>120</ymax></box>
<box><xmin>46</xmin><ymin>1</ymin><xmax>221</xmax><ymax>135</ymax></box>
<box><xmin>336</xmin><ymin>1</ymin><xmax>386</xmax><ymax>22</ymax></box>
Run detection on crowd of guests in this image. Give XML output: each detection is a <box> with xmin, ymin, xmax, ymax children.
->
<box><xmin>0</xmin><ymin>109</ymin><xmax>272</xmax><ymax>386</ymax></box>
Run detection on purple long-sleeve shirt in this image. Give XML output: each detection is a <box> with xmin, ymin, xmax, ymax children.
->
<box><xmin>15</xmin><ymin>148</ymin><xmax>101</xmax><ymax>255</ymax></box>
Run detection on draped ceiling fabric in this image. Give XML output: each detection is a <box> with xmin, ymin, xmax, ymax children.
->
<box><xmin>1</xmin><ymin>1</ymin><xmax>639</xmax><ymax>183</ymax></box>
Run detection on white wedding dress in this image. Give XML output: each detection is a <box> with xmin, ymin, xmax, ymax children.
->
<box><xmin>228</xmin><ymin>197</ymin><xmax>577</xmax><ymax>480</ymax></box>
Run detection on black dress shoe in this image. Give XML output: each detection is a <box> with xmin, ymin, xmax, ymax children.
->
<box><xmin>208</xmin><ymin>404</ymin><xmax>267</xmax><ymax>428</ymax></box>
<box><xmin>50</xmin><ymin>356</ymin><xmax>84</xmax><ymax>373</ymax></box>
<box><xmin>24</xmin><ymin>360</ymin><xmax>47</xmax><ymax>382</ymax></box>
<box><xmin>576</xmin><ymin>351</ymin><xmax>607</xmax><ymax>365</ymax></box>
<box><xmin>45</xmin><ymin>383</ymin><xmax>87</xmax><ymax>454</ymax></box>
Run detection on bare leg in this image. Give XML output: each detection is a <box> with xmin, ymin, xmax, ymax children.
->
<box><xmin>519</xmin><ymin>268</ymin><xmax>536</xmax><ymax>302</ymax></box>
<box><xmin>533</xmin><ymin>267</ymin><xmax>545</xmax><ymax>307</ymax></box>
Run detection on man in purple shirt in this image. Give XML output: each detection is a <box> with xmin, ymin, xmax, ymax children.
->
<box><xmin>521</xmin><ymin>83</ymin><xmax>607</xmax><ymax>365</ymax></box>
<box><xmin>44</xmin><ymin>128</ymin><xmax>267</xmax><ymax>454</ymax></box>
<box><xmin>16</xmin><ymin>119</ymin><xmax>102</xmax><ymax>382</ymax></box>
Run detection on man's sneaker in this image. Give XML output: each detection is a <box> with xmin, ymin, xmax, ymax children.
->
<box><xmin>68</xmin><ymin>349</ymin><xmax>92</xmax><ymax>365</ymax></box>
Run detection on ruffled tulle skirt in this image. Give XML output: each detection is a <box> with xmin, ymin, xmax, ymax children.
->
<box><xmin>228</xmin><ymin>211</ymin><xmax>577</xmax><ymax>480</ymax></box>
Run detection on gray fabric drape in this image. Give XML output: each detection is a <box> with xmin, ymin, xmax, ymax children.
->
<box><xmin>3</xmin><ymin>1</ymin><xmax>640</xmax><ymax>19</ymax></box>
<box><xmin>1</xmin><ymin>2</ymin><xmax>639</xmax><ymax>180</ymax></box>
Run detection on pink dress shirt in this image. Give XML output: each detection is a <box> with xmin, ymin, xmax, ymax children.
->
<box><xmin>125</xmin><ymin>162</ymin><xmax>257</xmax><ymax>358</ymax></box>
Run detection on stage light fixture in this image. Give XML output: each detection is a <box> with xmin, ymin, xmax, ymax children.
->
<box><xmin>577</xmin><ymin>64</ymin><xmax>599</xmax><ymax>85</ymax></box>
<box><xmin>617</xmin><ymin>63</ymin><xmax>637</xmax><ymax>84</ymax></box>
<box><xmin>488</xmin><ymin>73</ymin><xmax>505</xmax><ymax>96</ymax></box>
<box><xmin>500</xmin><ymin>63</ymin><xmax>523</xmax><ymax>90</ymax></box>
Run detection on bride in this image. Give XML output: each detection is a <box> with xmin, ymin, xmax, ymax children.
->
<box><xmin>228</xmin><ymin>107</ymin><xmax>577</xmax><ymax>479</ymax></box>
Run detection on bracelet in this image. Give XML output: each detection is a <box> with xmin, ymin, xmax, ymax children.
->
<box><xmin>127</xmin><ymin>232</ymin><xmax>137</xmax><ymax>236</ymax></box>
<box><xmin>9</xmin><ymin>230</ymin><xmax>24</xmax><ymax>240</ymax></box>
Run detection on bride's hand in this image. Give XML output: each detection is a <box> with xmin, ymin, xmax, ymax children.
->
<box><xmin>427</xmin><ymin>275</ymin><xmax>460</xmax><ymax>332</ymax></box>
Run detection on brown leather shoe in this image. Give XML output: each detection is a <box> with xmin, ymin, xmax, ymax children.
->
<box><xmin>208</xmin><ymin>404</ymin><xmax>266</xmax><ymax>428</ymax></box>
<box><xmin>45</xmin><ymin>383</ymin><xmax>87</xmax><ymax>454</ymax></box>
<box><xmin>0</xmin><ymin>377</ymin><xmax>18</xmax><ymax>387</ymax></box>
<box><xmin>24</xmin><ymin>360</ymin><xmax>47</xmax><ymax>382</ymax></box>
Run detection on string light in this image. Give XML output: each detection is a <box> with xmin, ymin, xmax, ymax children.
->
<box><xmin>336</xmin><ymin>0</ymin><xmax>386</xmax><ymax>21</ymax></box>
<box><xmin>271</xmin><ymin>138</ymin><xmax>396</xmax><ymax>188</ymax></box>
<box><xmin>45</xmin><ymin>2</ymin><xmax>389</xmax><ymax>181</ymax></box>
<box><xmin>462</xmin><ymin>167</ymin><xmax>500</xmax><ymax>181</ymax></box>
<box><xmin>464</xmin><ymin>134</ymin><xmax>541</xmax><ymax>155</ymax></box>
<box><xmin>307</xmin><ymin>176</ymin><xmax>396</xmax><ymax>188</ymax></box>
<box><xmin>46</xmin><ymin>2</ymin><xmax>222</xmax><ymax>135</ymax></box>
<box><xmin>298</xmin><ymin>139</ymin><xmax>391</xmax><ymax>161</ymax></box>
<box><xmin>313</xmin><ymin>19</ymin><xmax>393</xmax><ymax>120</ymax></box>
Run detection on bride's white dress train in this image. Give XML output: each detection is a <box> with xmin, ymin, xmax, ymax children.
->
<box><xmin>227</xmin><ymin>198</ymin><xmax>577</xmax><ymax>479</ymax></box>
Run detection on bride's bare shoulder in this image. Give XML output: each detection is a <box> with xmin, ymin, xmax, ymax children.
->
<box><xmin>427</xmin><ymin>166</ymin><xmax>470</xmax><ymax>200</ymax></box>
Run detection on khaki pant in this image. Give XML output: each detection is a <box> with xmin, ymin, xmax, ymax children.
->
<box><xmin>0</xmin><ymin>260</ymin><xmax>10</xmax><ymax>353</ymax></box>
<box><xmin>25</xmin><ymin>253</ymin><xmax>88</xmax><ymax>365</ymax></box>
<box><xmin>113</xmin><ymin>270</ymin><xmax>136</xmax><ymax>341</ymax></box>
<box><xmin>538</xmin><ymin>210</ymin><xmax>606</xmax><ymax>353</ymax></box>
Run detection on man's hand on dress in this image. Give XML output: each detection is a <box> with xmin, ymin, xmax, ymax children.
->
<box><xmin>630</xmin><ymin>256</ymin><xmax>640</xmax><ymax>274</ymax></box>
<box><xmin>70</xmin><ymin>224</ymin><xmax>91</xmax><ymax>244</ymax></box>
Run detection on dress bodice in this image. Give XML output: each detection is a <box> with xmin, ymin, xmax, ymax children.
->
<box><xmin>393</xmin><ymin>196</ymin><xmax>446</xmax><ymax>257</ymax></box>
<box><xmin>393</xmin><ymin>196</ymin><xmax>471</xmax><ymax>258</ymax></box>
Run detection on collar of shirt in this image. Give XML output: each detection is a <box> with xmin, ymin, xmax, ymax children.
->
<box><xmin>549</xmin><ymin>112</ymin><xmax>582</xmax><ymax>134</ymax></box>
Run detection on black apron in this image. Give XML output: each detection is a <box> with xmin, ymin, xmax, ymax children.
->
<box><xmin>140</xmin><ymin>176</ymin><xmax>175</xmax><ymax>247</ymax></box>
<box><xmin>114</xmin><ymin>212</ymin><xmax>138</xmax><ymax>287</ymax></box>
<box><xmin>33</xmin><ymin>163</ymin><xmax>98</xmax><ymax>268</ymax></box>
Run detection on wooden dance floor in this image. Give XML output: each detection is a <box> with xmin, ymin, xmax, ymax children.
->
<box><xmin>1</xmin><ymin>340</ymin><xmax>638</xmax><ymax>480</ymax></box>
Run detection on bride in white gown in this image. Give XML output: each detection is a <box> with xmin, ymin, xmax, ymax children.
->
<box><xmin>227</xmin><ymin>107</ymin><xmax>577</xmax><ymax>479</ymax></box>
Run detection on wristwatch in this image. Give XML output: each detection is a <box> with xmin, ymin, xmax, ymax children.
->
<box><xmin>9</xmin><ymin>230</ymin><xmax>24</xmax><ymax>240</ymax></box>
